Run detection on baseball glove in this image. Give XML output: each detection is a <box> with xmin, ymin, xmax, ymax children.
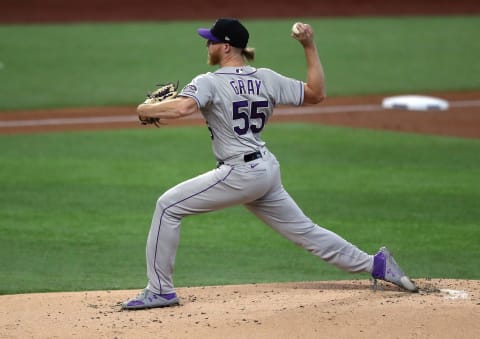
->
<box><xmin>139</xmin><ymin>81</ymin><xmax>179</xmax><ymax>127</ymax></box>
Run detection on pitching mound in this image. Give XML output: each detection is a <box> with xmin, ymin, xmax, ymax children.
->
<box><xmin>1</xmin><ymin>279</ymin><xmax>478</xmax><ymax>338</ymax></box>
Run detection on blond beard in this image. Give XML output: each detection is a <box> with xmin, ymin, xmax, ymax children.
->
<box><xmin>208</xmin><ymin>51</ymin><xmax>221</xmax><ymax>66</ymax></box>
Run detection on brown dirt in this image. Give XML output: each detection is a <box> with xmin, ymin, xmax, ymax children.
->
<box><xmin>1</xmin><ymin>91</ymin><xmax>480</xmax><ymax>138</ymax></box>
<box><xmin>2</xmin><ymin>0</ymin><xmax>480</xmax><ymax>24</ymax></box>
<box><xmin>2</xmin><ymin>2</ymin><xmax>480</xmax><ymax>338</ymax></box>
<box><xmin>1</xmin><ymin>279</ymin><xmax>479</xmax><ymax>338</ymax></box>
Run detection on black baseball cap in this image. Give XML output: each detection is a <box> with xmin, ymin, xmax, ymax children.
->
<box><xmin>197</xmin><ymin>18</ymin><xmax>249</xmax><ymax>49</ymax></box>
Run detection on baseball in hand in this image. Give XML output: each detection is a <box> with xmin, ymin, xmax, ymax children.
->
<box><xmin>291</xmin><ymin>22</ymin><xmax>302</xmax><ymax>35</ymax></box>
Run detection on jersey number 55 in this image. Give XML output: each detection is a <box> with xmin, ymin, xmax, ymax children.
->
<box><xmin>232</xmin><ymin>100</ymin><xmax>269</xmax><ymax>135</ymax></box>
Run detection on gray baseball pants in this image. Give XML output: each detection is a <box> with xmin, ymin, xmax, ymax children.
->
<box><xmin>146</xmin><ymin>148</ymin><xmax>373</xmax><ymax>294</ymax></box>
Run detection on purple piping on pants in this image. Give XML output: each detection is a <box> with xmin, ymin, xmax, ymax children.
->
<box><xmin>153</xmin><ymin>167</ymin><xmax>234</xmax><ymax>293</ymax></box>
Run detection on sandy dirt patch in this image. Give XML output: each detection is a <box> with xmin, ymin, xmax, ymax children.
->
<box><xmin>1</xmin><ymin>279</ymin><xmax>479</xmax><ymax>338</ymax></box>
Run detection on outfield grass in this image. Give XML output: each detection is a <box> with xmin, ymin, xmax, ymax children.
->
<box><xmin>0</xmin><ymin>16</ymin><xmax>479</xmax><ymax>110</ymax></box>
<box><xmin>1</xmin><ymin>124</ymin><xmax>479</xmax><ymax>294</ymax></box>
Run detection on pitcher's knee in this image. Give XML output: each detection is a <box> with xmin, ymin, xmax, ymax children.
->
<box><xmin>156</xmin><ymin>196</ymin><xmax>184</xmax><ymax>221</ymax></box>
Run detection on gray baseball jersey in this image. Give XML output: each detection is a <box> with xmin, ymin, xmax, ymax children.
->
<box><xmin>179</xmin><ymin>66</ymin><xmax>303</xmax><ymax>162</ymax></box>
<box><xmin>145</xmin><ymin>66</ymin><xmax>373</xmax><ymax>295</ymax></box>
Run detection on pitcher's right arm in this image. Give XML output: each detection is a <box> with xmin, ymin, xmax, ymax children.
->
<box><xmin>292</xmin><ymin>23</ymin><xmax>326</xmax><ymax>105</ymax></box>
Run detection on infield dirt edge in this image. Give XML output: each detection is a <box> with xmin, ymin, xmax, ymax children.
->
<box><xmin>1</xmin><ymin>278</ymin><xmax>479</xmax><ymax>338</ymax></box>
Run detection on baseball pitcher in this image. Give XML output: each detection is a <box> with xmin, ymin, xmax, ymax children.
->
<box><xmin>122</xmin><ymin>18</ymin><xmax>418</xmax><ymax>310</ymax></box>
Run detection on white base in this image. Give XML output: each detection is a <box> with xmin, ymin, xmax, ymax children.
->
<box><xmin>382</xmin><ymin>95</ymin><xmax>449</xmax><ymax>111</ymax></box>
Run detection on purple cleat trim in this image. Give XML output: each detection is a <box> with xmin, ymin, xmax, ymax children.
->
<box><xmin>370</xmin><ymin>247</ymin><xmax>418</xmax><ymax>292</ymax></box>
<box><xmin>161</xmin><ymin>292</ymin><xmax>177</xmax><ymax>300</ymax></box>
<box><xmin>372</xmin><ymin>250</ymin><xmax>386</xmax><ymax>279</ymax></box>
<box><xmin>126</xmin><ymin>300</ymin><xmax>145</xmax><ymax>307</ymax></box>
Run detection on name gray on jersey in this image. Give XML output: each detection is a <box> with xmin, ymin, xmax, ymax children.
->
<box><xmin>230</xmin><ymin>79</ymin><xmax>262</xmax><ymax>96</ymax></box>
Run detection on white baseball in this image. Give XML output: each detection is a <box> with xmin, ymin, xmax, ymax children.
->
<box><xmin>291</xmin><ymin>22</ymin><xmax>301</xmax><ymax>35</ymax></box>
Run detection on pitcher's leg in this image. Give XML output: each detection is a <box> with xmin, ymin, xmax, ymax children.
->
<box><xmin>145</xmin><ymin>198</ymin><xmax>181</xmax><ymax>295</ymax></box>
<box><xmin>145</xmin><ymin>167</ymin><xmax>233</xmax><ymax>294</ymax></box>
<box><xmin>146</xmin><ymin>165</ymin><xmax>271</xmax><ymax>294</ymax></box>
<box><xmin>246</xmin><ymin>189</ymin><xmax>373</xmax><ymax>273</ymax></box>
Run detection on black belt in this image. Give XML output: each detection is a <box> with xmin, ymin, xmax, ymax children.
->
<box><xmin>243</xmin><ymin>151</ymin><xmax>262</xmax><ymax>162</ymax></box>
<box><xmin>217</xmin><ymin>151</ymin><xmax>262</xmax><ymax>167</ymax></box>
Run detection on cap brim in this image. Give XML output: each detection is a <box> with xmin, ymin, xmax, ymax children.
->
<box><xmin>197</xmin><ymin>28</ymin><xmax>222</xmax><ymax>42</ymax></box>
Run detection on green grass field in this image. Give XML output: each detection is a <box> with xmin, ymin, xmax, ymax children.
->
<box><xmin>0</xmin><ymin>16</ymin><xmax>479</xmax><ymax>110</ymax></box>
<box><xmin>1</xmin><ymin>125</ymin><xmax>479</xmax><ymax>294</ymax></box>
<box><xmin>0</xmin><ymin>16</ymin><xmax>479</xmax><ymax>295</ymax></box>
